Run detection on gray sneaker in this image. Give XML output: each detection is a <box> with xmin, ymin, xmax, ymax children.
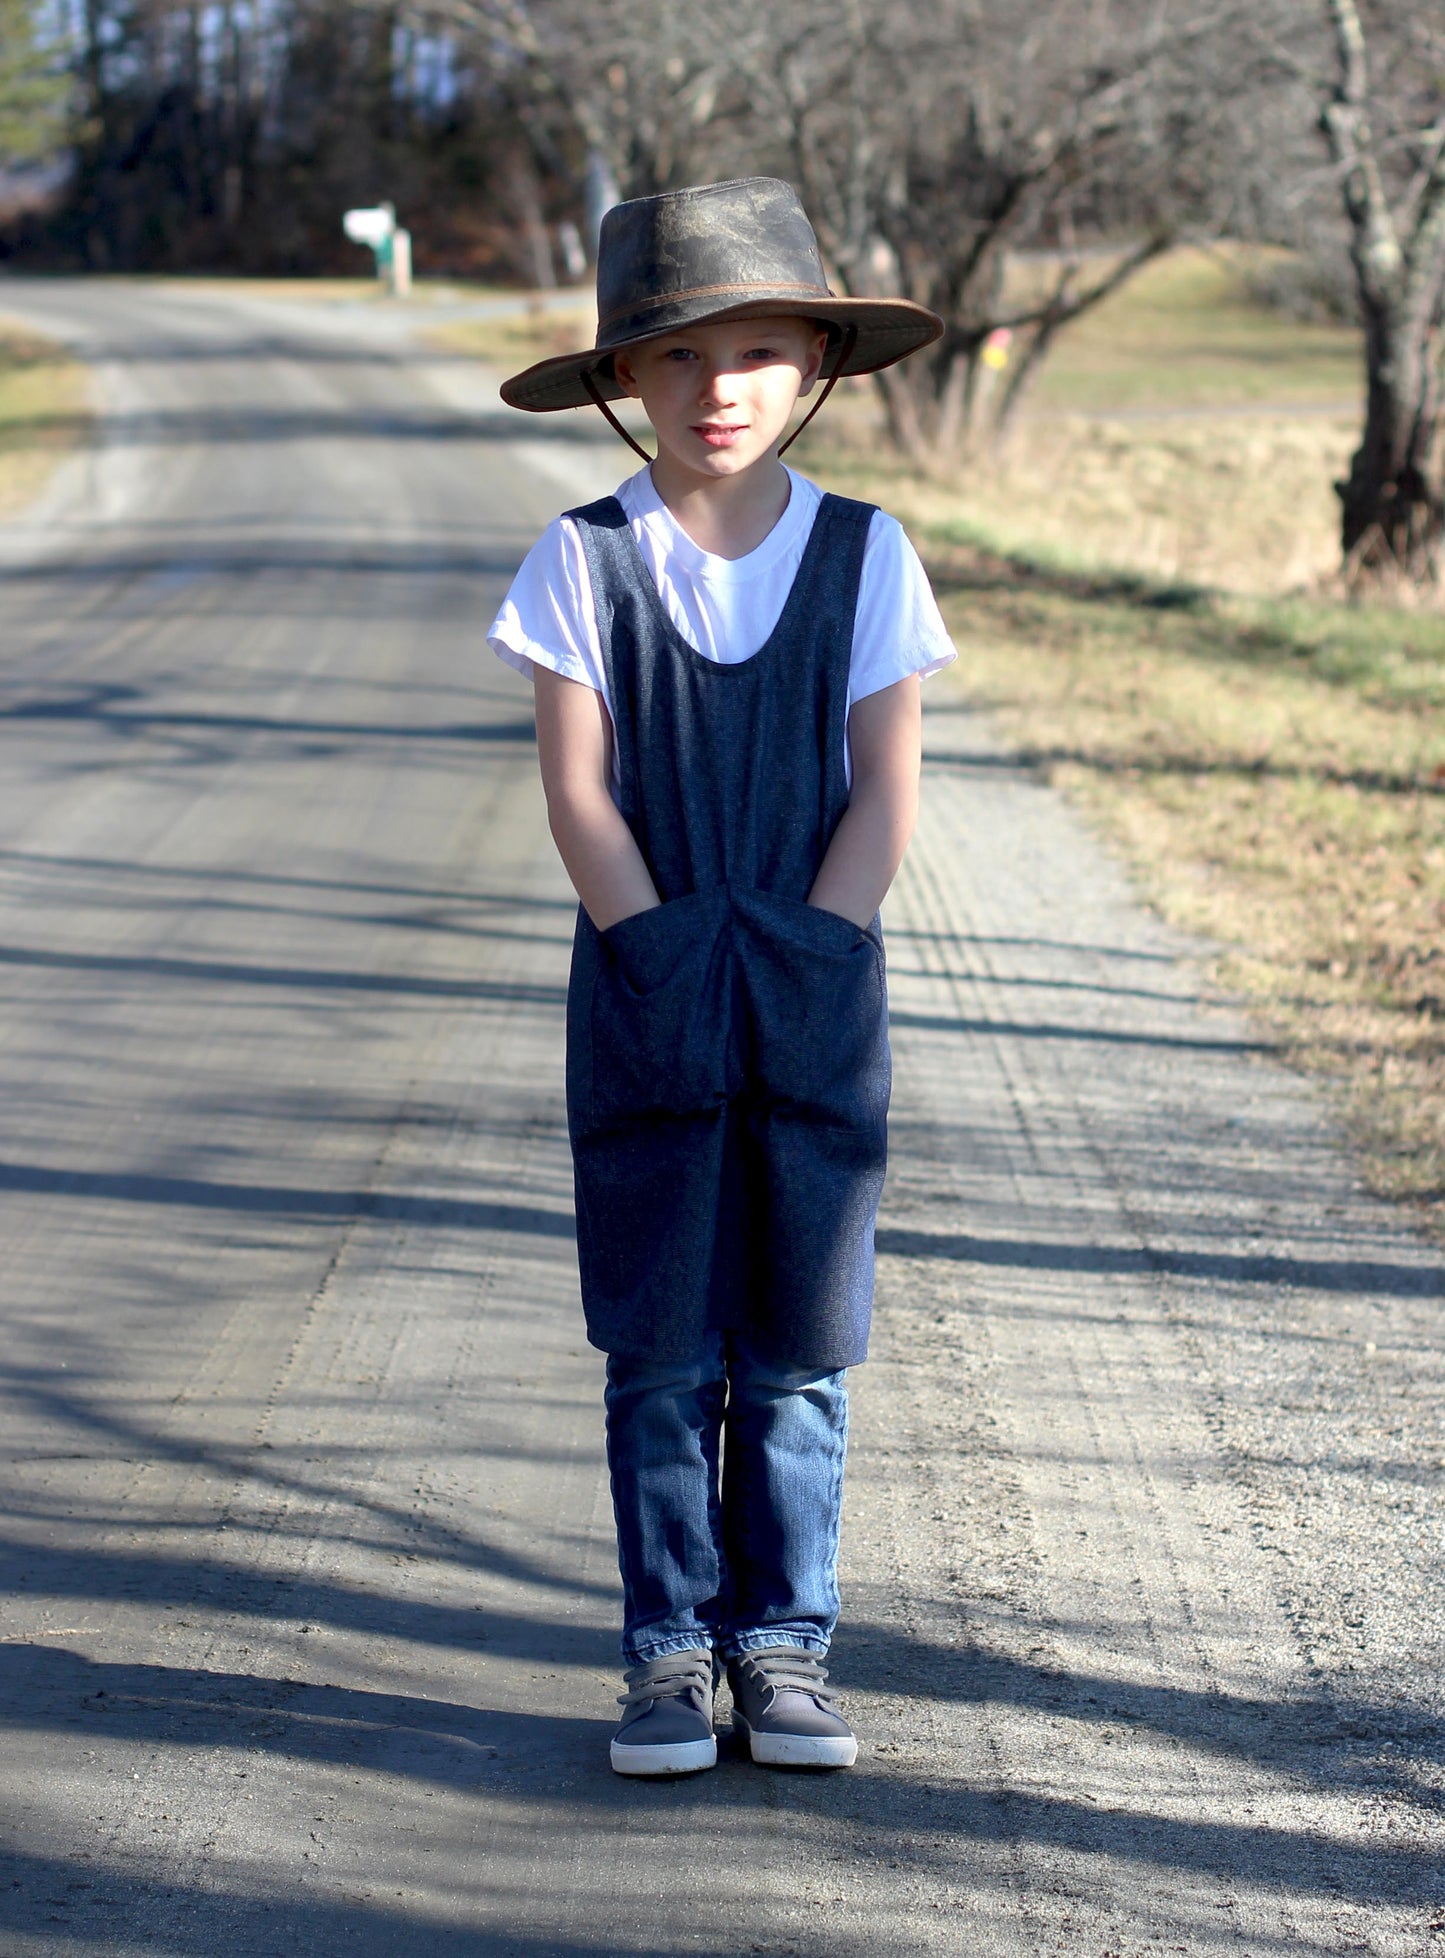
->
<box><xmin>728</xmin><ymin>1646</ymin><xmax>858</xmax><ymax>1768</ymax></box>
<box><xmin>610</xmin><ymin>1650</ymin><xmax>718</xmax><ymax>1777</ymax></box>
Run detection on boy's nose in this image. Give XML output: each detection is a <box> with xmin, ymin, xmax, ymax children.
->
<box><xmin>698</xmin><ymin>366</ymin><xmax>741</xmax><ymax>405</ymax></box>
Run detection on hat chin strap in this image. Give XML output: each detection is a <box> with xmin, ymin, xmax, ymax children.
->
<box><xmin>579</xmin><ymin>323</ymin><xmax>859</xmax><ymax>467</ymax></box>
<box><xmin>580</xmin><ymin>368</ymin><xmax>653</xmax><ymax>463</ymax></box>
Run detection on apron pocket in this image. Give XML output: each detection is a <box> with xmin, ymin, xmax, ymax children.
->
<box><xmin>741</xmin><ymin>890</ymin><xmax>889</xmax><ymax>1128</ymax></box>
<box><xmin>589</xmin><ymin>890</ymin><xmax>728</xmax><ymax>1127</ymax></box>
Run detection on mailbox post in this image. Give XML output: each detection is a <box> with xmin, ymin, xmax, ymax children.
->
<box><xmin>390</xmin><ymin>226</ymin><xmax>412</xmax><ymax>299</ymax></box>
<box><xmin>342</xmin><ymin>203</ymin><xmax>412</xmax><ymax>298</ymax></box>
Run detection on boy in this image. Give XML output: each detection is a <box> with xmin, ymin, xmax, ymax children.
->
<box><xmin>489</xmin><ymin>177</ymin><xmax>953</xmax><ymax>1776</ymax></box>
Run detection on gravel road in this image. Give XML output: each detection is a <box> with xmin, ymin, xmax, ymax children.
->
<box><xmin>0</xmin><ymin>278</ymin><xmax>1441</xmax><ymax>1958</ymax></box>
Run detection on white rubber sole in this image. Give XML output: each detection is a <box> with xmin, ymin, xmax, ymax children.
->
<box><xmin>734</xmin><ymin>1715</ymin><xmax>858</xmax><ymax>1768</ymax></box>
<box><xmin>609</xmin><ymin>1734</ymin><xmax>718</xmax><ymax>1777</ymax></box>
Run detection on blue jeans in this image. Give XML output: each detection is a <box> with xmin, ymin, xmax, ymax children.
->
<box><xmin>604</xmin><ymin>1333</ymin><xmax>849</xmax><ymax>1665</ymax></box>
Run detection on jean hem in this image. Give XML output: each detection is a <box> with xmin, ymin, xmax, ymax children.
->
<box><xmin>623</xmin><ymin>1633</ymin><xmax>716</xmax><ymax>1667</ymax></box>
<box><xmin>721</xmin><ymin>1630</ymin><xmax>832</xmax><ymax>1660</ymax></box>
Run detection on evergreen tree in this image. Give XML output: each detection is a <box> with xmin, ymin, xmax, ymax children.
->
<box><xmin>0</xmin><ymin>0</ymin><xmax>66</xmax><ymax>166</ymax></box>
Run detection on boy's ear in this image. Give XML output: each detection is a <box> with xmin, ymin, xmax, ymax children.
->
<box><xmin>796</xmin><ymin>328</ymin><xmax>832</xmax><ymax>399</ymax></box>
<box><xmin>612</xmin><ymin>351</ymin><xmax>642</xmax><ymax>399</ymax></box>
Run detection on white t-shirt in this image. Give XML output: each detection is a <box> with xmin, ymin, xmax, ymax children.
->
<box><xmin>488</xmin><ymin>468</ymin><xmax>956</xmax><ymax>762</ymax></box>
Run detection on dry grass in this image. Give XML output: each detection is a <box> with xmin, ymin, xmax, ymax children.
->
<box><xmin>160</xmin><ymin>275</ymin><xmax>533</xmax><ymax>309</ymax></box>
<box><xmin>158</xmin><ymin>276</ymin><xmax>388</xmax><ymax>304</ymax></box>
<box><xmin>0</xmin><ymin>319</ymin><xmax>91</xmax><ymax>516</ymax></box>
<box><xmin>827</xmin><ymin>412</ymin><xmax>1359</xmax><ymax>596</ymax></box>
<box><xmin>427</xmin><ymin>298</ymin><xmax>597</xmax><ymax>373</ymax></box>
<box><xmin>1015</xmin><ymin>247</ymin><xmax>1360</xmax><ymax>414</ymax></box>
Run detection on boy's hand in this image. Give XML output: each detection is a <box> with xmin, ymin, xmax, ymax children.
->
<box><xmin>806</xmin><ymin>675</ymin><xmax>922</xmax><ymax>928</ymax></box>
<box><xmin>533</xmin><ymin>668</ymin><xmax>662</xmax><ymax>931</ymax></box>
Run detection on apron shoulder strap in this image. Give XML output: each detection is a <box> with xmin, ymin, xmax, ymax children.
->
<box><xmin>787</xmin><ymin>493</ymin><xmax>876</xmax><ymax>676</ymax></box>
<box><xmin>563</xmin><ymin>494</ymin><xmax>628</xmax><ymax>531</ymax></box>
<box><xmin>562</xmin><ymin>496</ymin><xmax>638</xmax><ymax>717</ymax></box>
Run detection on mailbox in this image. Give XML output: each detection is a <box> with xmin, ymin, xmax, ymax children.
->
<box><xmin>342</xmin><ymin>204</ymin><xmax>411</xmax><ymax>297</ymax></box>
<box><xmin>343</xmin><ymin>205</ymin><xmax>395</xmax><ymax>250</ymax></box>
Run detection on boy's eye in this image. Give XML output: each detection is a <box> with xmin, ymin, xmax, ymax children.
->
<box><xmin>658</xmin><ymin>344</ymin><xmax>782</xmax><ymax>364</ymax></box>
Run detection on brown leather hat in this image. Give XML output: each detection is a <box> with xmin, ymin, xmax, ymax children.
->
<box><xmin>500</xmin><ymin>176</ymin><xmax>943</xmax><ymax>414</ymax></box>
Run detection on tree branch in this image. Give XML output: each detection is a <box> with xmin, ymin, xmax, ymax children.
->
<box><xmin>1319</xmin><ymin>0</ymin><xmax>1402</xmax><ymax>307</ymax></box>
<box><xmin>992</xmin><ymin>230</ymin><xmax>1174</xmax><ymax>438</ymax></box>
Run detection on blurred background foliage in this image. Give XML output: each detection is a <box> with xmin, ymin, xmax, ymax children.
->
<box><xmin>0</xmin><ymin>0</ymin><xmax>65</xmax><ymax>163</ymax></box>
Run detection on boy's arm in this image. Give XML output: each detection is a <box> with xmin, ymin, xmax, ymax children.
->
<box><xmin>807</xmin><ymin>674</ymin><xmax>922</xmax><ymax>928</ymax></box>
<box><xmin>533</xmin><ymin>666</ymin><xmax>661</xmax><ymax>931</ymax></box>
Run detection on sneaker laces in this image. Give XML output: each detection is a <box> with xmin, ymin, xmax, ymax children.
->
<box><xmin>733</xmin><ymin>1648</ymin><xmax>840</xmax><ymax>1709</ymax></box>
<box><xmin>617</xmin><ymin>1650</ymin><xmax>714</xmax><ymax>1710</ymax></box>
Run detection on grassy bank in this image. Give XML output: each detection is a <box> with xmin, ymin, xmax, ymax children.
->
<box><xmin>0</xmin><ymin>319</ymin><xmax>91</xmax><ymax>517</ymax></box>
<box><xmin>918</xmin><ymin>543</ymin><xmax>1443</xmax><ymax>1229</ymax></box>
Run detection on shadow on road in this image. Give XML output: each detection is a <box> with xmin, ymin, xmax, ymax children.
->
<box><xmin>0</xmin><ymin>1156</ymin><xmax>574</xmax><ymax>1228</ymax></box>
<box><xmin>0</xmin><ymin>1846</ymin><xmax>747</xmax><ymax>1958</ymax></box>
<box><xmin>0</xmin><ymin>943</ymin><xmax>565</xmax><ymax>1002</ymax></box>
<box><xmin>886</xmin><ymin>1005</ymin><xmax>1265</xmax><ymax>1054</ymax></box>
<box><xmin>876</xmin><ymin>1227</ymin><xmax>1445</xmax><ymax>1299</ymax></box>
<box><xmin>77</xmin><ymin>407</ymin><xmax>616</xmax><ymax>448</ymax></box>
<box><xmin>0</xmin><ymin>690</ymin><xmax>536</xmax><ymax>750</ymax></box>
<box><xmin>0</xmin><ymin>542</ymin><xmax>533</xmax><ymax>585</ymax></box>
<box><xmin>4</xmin><ymin>1625</ymin><xmax>1441</xmax><ymax>1946</ymax></box>
<box><xmin>0</xmin><ymin>848</ymin><xmax>581</xmax><ymax>913</ymax></box>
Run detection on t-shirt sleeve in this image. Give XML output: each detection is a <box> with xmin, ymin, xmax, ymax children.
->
<box><xmin>486</xmin><ymin>516</ymin><xmax>606</xmax><ymax>691</ymax></box>
<box><xmin>849</xmin><ymin>510</ymin><xmax>957</xmax><ymax>703</ymax></box>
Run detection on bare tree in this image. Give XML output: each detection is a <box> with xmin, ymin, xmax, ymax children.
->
<box><xmin>436</xmin><ymin>0</ymin><xmax>741</xmax><ymax>205</ymax></box>
<box><xmin>475</xmin><ymin>0</ymin><xmax>1273</xmax><ymax>464</ymax></box>
<box><xmin>558</xmin><ymin>3</ymin><xmax>1191</xmax><ymax>458</ymax></box>
<box><xmin>773</xmin><ymin>0</ymin><xmax>1295</xmax><ymax>463</ymax></box>
<box><xmin>1315</xmin><ymin>0</ymin><xmax>1445</xmax><ymax>584</ymax></box>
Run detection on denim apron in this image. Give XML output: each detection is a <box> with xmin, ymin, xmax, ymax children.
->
<box><xmin>564</xmin><ymin>492</ymin><xmax>890</xmax><ymax>1370</ymax></box>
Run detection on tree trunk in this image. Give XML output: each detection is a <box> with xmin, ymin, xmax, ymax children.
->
<box><xmin>1336</xmin><ymin>302</ymin><xmax>1443</xmax><ymax>584</ymax></box>
<box><xmin>873</xmin><ymin>358</ymin><xmax>931</xmax><ymax>464</ymax></box>
<box><xmin>932</xmin><ymin>346</ymin><xmax>974</xmax><ymax>454</ymax></box>
<box><xmin>863</xmin><ymin>238</ymin><xmax>1174</xmax><ymax>465</ymax></box>
<box><xmin>870</xmin><ymin>340</ymin><xmax>983</xmax><ymax>468</ymax></box>
<box><xmin>1319</xmin><ymin>0</ymin><xmax>1445</xmax><ymax>588</ymax></box>
<box><xmin>505</xmin><ymin>146</ymin><xmax>556</xmax><ymax>289</ymax></box>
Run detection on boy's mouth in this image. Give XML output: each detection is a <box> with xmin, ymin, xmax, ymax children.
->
<box><xmin>692</xmin><ymin>423</ymin><xmax>747</xmax><ymax>448</ymax></box>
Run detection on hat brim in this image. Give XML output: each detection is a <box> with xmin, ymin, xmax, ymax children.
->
<box><xmin>499</xmin><ymin>296</ymin><xmax>943</xmax><ymax>413</ymax></box>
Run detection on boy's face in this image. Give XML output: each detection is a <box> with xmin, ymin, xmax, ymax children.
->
<box><xmin>612</xmin><ymin>317</ymin><xmax>830</xmax><ymax>481</ymax></box>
